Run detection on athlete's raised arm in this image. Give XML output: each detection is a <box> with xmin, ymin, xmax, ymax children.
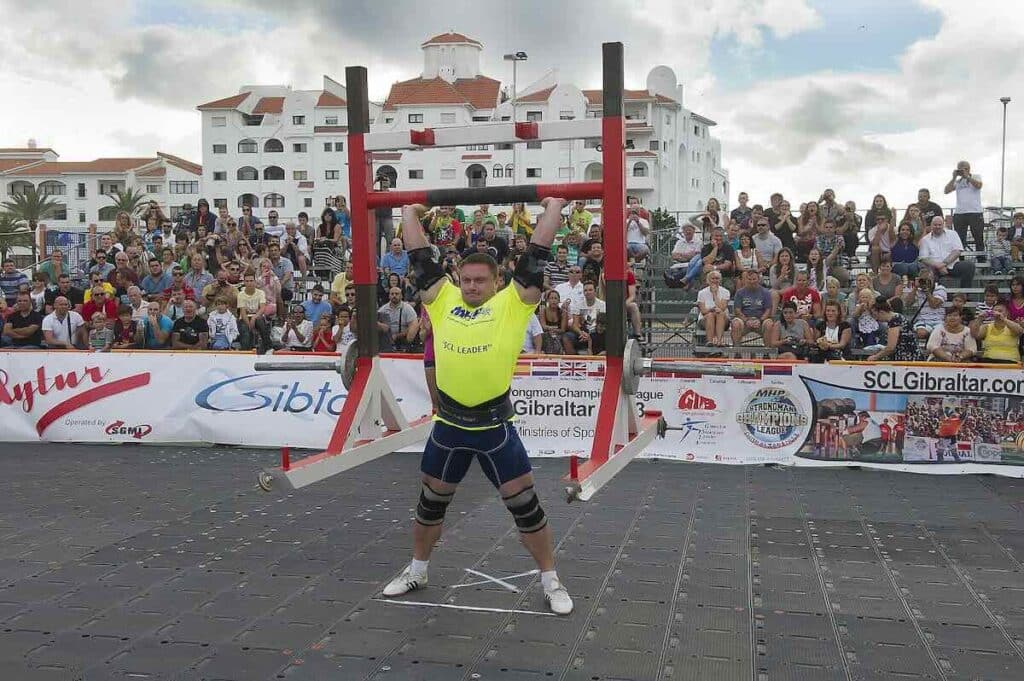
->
<box><xmin>401</xmin><ymin>204</ymin><xmax>446</xmax><ymax>305</ymax></box>
<box><xmin>513</xmin><ymin>197</ymin><xmax>567</xmax><ymax>305</ymax></box>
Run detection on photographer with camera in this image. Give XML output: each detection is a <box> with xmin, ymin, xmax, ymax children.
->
<box><xmin>901</xmin><ymin>270</ymin><xmax>946</xmax><ymax>339</ymax></box>
<box><xmin>943</xmin><ymin>160</ymin><xmax>985</xmax><ymax>253</ymax></box>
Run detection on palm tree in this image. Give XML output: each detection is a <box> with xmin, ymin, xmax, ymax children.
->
<box><xmin>1</xmin><ymin>188</ymin><xmax>61</xmax><ymax>263</ymax></box>
<box><xmin>107</xmin><ymin>187</ymin><xmax>150</xmax><ymax>217</ymax></box>
<box><xmin>0</xmin><ymin>212</ymin><xmax>31</xmax><ymax>264</ymax></box>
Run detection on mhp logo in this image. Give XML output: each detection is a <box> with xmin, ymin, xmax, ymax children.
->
<box><xmin>449</xmin><ymin>305</ymin><xmax>492</xmax><ymax>321</ymax></box>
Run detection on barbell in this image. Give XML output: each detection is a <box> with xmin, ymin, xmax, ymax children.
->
<box><xmin>620</xmin><ymin>338</ymin><xmax>758</xmax><ymax>395</ymax></box>
<box><xmin>254</xmin><ymin>343</ymin><xmax>360</xmax><ymax>389</ymax></box>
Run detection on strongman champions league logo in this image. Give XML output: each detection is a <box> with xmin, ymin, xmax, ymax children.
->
<box><xmin>735</xmin><ymin>388</ymin><xmax>808</xmax><ymax>449</ymax></box>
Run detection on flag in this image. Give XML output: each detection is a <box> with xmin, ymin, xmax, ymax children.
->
<box><xmin>762</xmin><ymin>365</ymin><xmax>792</xmax><ymax>376</ymax></box>
<box><xmin>514</xmin><ymin>361</ymin><xmax>531</xmax><ymax>376</ymax></box>
<box><xmin>559</xmin><ymin>361</ymin><xmax>589</xmax><ymax>377</ymax></box>
<box><xmin>531</xmin><ymin>361</ymin><xmax>559</xmax><ymax>377</ymax></box>
<box><xmin>587</xmin><ymin>364</ymin><xmax>606</xmax><ymax>377</ymax></box>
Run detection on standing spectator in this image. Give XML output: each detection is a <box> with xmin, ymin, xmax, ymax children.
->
<box><xmin>569</xmin><ymin>201</ymin><xmax>594</xmax><ymax>234</ymax></box>
<box><xmin>171</xmin><ymin>299</ymin><xmax>209</xmax><ymax>350</ymax></box>
<box><xmin>88</xmin><ymin>250</ymin><xmax>115</xmax><ymax>280</ymax></box>
<box><xmin>918</xmin><ymin>215</ymin><xmax>975</xmax><ymax>287</ymax></box>
<box><xmin>689</xmin><ymin>197</ymin><xmax>725</xmax><ymax>235</ymax></box>
<box><xmin>987</xmin><ymin>227</ymin><xmax>1012</xmax><ymax>274</ymax></box>
<box><xmin>42</xmin><ymin>296</ymin><xmax>86</xmax><ymax>349</ymax></box>
<box><xmin>562</xmin><ymin>281</ymin><xmax>605</xmax><ymax>354</ymax></box>
<box><xmin>202</xmin><ymin>267</ymin><xmax>239</xmax><ymax>311</ymax></box>
<box><xmin>477</xmin><ymin>224</ymin><xmax>509</xmax><ymax>262</ymax></box>
<box><xmin>773</xmin><ymin>199</ymin><xmax>798</xmax><ymax>253</ymax></box>
<box><xmin>428</xmin><ymin>206</ymin><xmax>462</xmax><ymax>248</ymax></box>
<box><xmin>494</xmin><ymin>210</ymin><xmax>513</xmax><ymax>242</ymax></box>
<box><xmin>730</xmin><ymin>269</ymin><xmax>774</xmax><ymax>346</ymax></box>
<box><xmin>943</xmin><ymin>160</ymin><xmax>985</xmax><ymax>253</ymax></box>
<box><xmin>510</xmin><ymin>202</ymin><xmax>532</xmax><ymax>237</ymax></box>
<box><xmin>867</xmin><ymin>213</ymin><xmax>896</xmax><ymax>272</ymax></box>
<box><xmin>697</xmin><ymin>269</ymin><xmax>730</xmax><ymax>346</ymax></box>
<box><xmin>334</xmin><ymin>196</ymin><xmax>352</xmax><ymax>248</ymax></box>
<box><xmin>818</xmin><ymin>188</ymin><xmax>843</xmax><ymax>225</ymax></box>
<box><xmin>268</xmin><ymin>242</ymin><xmax>295</xmax><ymax>302</ymax></box>
<box><xmin>0</xmin><ymin>259</ymin><xmax>28</xmax><ymax>307</ymax></box>
<box><xmin>237</xmin><ymin>269</ymin><xmax>271</xmax><ymax>353</ymax></box>
<box><xmin>138</xmin><ymin>300</ymin><xmax>172</xmax><ymax>349</ymax></box>
<box><xmin>901</xmin><ymin>271</ymin><xmax>947</xmax><ymax>339</ymax></box>
<box><xmin>975</xmin><ymin>302</ymin><xmax>1021</xmax><ymax>364</ymax></box>
<box><xmin>256</xmin><ymin>257</ymin><xmax>282</xmax><ymax>317</ymax></box>
<box><xmin>817</xmin><ymin>219</ymin><xmax>849</xmax><ymax>286</ymax></box>
<box><xmin>581</xmin><ymin>240</ymin><xmax>605</xmax><ymax>285</ymax></box>
<box><xmin>301</xmin><ymin>284</ymin><xmax>333</xmax><ymax>323</ymax></box>
<box><xmin>378</xmin><ymin>286</ymin><xmax>419</xmax><ymax>351</ymax></box>
<box><xmin>781</xmin><ymin>271</ymin><xmax>822</xmax><ymax>323</ymax></box>
<box><xmin>44</xmin><ymin>274</ymin><xmax>83</xmax><ymax>313</ymax></box>
<box><xmin>625</xmin><ymin>203</ymin><xmax>651</xmax><ymax>261</ymax></box>
<box><xmin>927</xmin><ymin>308</ymin><xmax>976</xmax><ymax>362</ymax></box>
<box><xmin>183</xmin><ymin>254</ymin><xmax>214</xmax><ymax>302</ymax></box>
<box><xmin>194</xmin><ymin>198</ymin><xmax>217</xmax><ymax>234</ymax></box>
<box><xmin>730</xmin><ymin>191</ymin><xmax>753</xmax><ymax>229</ymax></box>
<box><xmin>2</xmin><ymin>292</ymin><xmax>43</xmax><ymax>348</ymax></box>
<box><xmin>915</xmin><ymin>188</ymin><xmax>943</xmax><ymax>227</ymax></box>
<box><xmin>795</xmin><ymin>201</ymin><xmax>822</xmax><ymax>262</ymax></box>
<box><xmin>764</xmin><ymin>192</ymin><xmax>784</xmax><ymax>227</ymax></box>
<box><xmin>890</xmin><ymin>223</ymin><xmax>920</xmax><ymax>277</ymax></box>
<box><xmin>37</xmin><ymin>249</ymin><xmax>65</xmax><ymax>285</ymax></box>
<box><xmin>544</xmin><ymin>245</ymin><xmax>572</xmax><ymax>289</ymax></box>
<box><xmin>864</xmin><ymin>194</ymin><xmax>894</xmax><ymax>244</ymax></box>
<box><xmin>140</xmin><ymin>258</ymin><xmax>172</xmax><ymax>298</ymax></box>
<box><xmin>1008</xmin><ymin>212</ymin><xmax>1024</xmax><ymax>261</ymax></box>
<box><xmin>380</xmin><ymin>238</ymin><xmax>410</xmax><ymax>278</ymax></box>
<box><xmin>206</xmin><ymin>297</ymin><xmax>239</xmax><ymax>350</ymax></box>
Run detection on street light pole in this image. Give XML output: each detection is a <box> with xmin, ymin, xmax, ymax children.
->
<box><xmin>1000</xmin><ymin>97</ymin><xmax>1011</xmax><ymax>212</ymax></box>
<box><xmin>504</xmin><ymin>51</ymin><xmax>528</xmax><ymax>186</ymax></box>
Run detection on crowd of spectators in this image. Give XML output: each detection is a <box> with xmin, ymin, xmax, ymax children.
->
<box><xmin>1</xmin><ymin>159</ymin><xmax>1021</xmax><ymax>365</ymax></box>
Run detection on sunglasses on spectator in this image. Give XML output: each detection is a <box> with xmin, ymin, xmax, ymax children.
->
<box><xmin>346</xmin><ymin>292</ymin><xmax>356</xmax><ymax>296</ymax></box>
<box><xmin>173</xmin><ymin>272</ymin><xmax>184</xmax><ymax>277</ymax></box>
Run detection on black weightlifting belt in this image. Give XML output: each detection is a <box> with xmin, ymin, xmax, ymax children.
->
<box><xmin>436</xmin><ymin>389</ymin><xmax>514</xmax><ymax>429</ymax></box>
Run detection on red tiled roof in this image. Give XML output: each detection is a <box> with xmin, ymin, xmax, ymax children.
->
<box><xmin>157</xmin><ymin>152</ymin><xmax>202</xmax><ymax>175</ymax></box>
<box><xmin>422</xmin><ymin>32</ymin><xmax>482</xmax><ymax>47</ymax></box>
<box><xmin>316</xmin><ymin>91</ymin><xmax>347</xmax><ymax>107</ymax></box>
<box><xmin>383</xmin><ymin>76</ymin><xmax>501</xmax><ymax>111</ymax></box>
<box><xmin>0</xmin><ymin>158</ymin><xmax>39</xmax><ymax>173</ymax></box>
<box><xmin>197</xmin><ymin>92</ymin><xmax>251</xmax><ymax>111</ymax></box>
<box><xmin>462</xmin><ymin>154</ymin><xmax>492</xmax><ymax>160</ymax></box>
<box><xmin>7</xmin><ymin>158</ymin><xmax>157</xmax><ymax>175</ymax></box>
<box><xmin>583</xmin><ymin>89</ymin><xmax>676</xmax><ymax>105</ymax></box>
<box><xmin>253</xmin><ymin>96</ymin><xmax>285</xmax><ymax>114</ymax></box>
<box><xmin>135</xmin><ymin>167</ymin><xmax>166</xmax><ymax>177</ymax></box>
<box><xmin>314</xmin><ymin>125</ymin><xmax>348</xmax><ymax>134</ymax></box>
<box><xmin>372</xmin><ymin>152</ymin><xmax>402</xmax><ymax>161</ymax></box>
<box><xmin>516</xmin><ymin>86</ymin><xmax>555</xmax><ymax>103</ymax></box>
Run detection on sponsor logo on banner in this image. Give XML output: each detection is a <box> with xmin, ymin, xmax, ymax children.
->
<box><xmin>0</xmin><ymin>365</ymin><xmax>150</xmax><ymax>436</ymax></box>
<box><xmin>735</xmin><ymin>388</ymin><xmax>808</xmax><ymax>449</ymax></box>
<box><xmin>677</xmin><ymin>389</ymin><xmax>717</xmax><ymax>411</ymax></box>
<box><xmin>105</xmin><ymin>420</ymin><xmax>153</xmax><ymax>439</ymax></box>
<box><xmin>195</xmin><ymin>374</ymin><xmax>350</xmax><ymax>415</ymax></box>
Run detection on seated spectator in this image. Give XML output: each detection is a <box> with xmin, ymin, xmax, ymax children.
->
<box><xmin>816</xmin><ymin>219</ymin><xmax>849</xmax><ymax>286</ymax></box>
<box><xmin>851</xmin><ymin>288</ymin><xmax>881</xmax><ymax>349</ymax></box>
<box><xmin>140</xmin><ymin>258</ymin><xmax>172</xmax><ymax>298</ymax></box>
<box><xmin>589</xmin><ymin>312</ymin><xmax>607</xmax><ymax>355</ymax></box>
<box><xmin>202</xmin><ymin>268</ymin><xmax>239</xmax><ymax>311</ymax></box>
<box><xmin>1008</xmin><ymin>275</ymin><xmax>1024</xmax><ymax>321</ymax></box>
<box><xmin>731</xmin><ymin>269</ymin><xmax>774</xmax><ymax>346</ymax></box>
<box><xmin>378</xmin><ymin>286</ymin><xmax>419</xmax><ymax>351</ymax></box>
<box><xmin>805</xmin><ymin>247</ymin><xmax>828</xmax><ymax>292</ymax></box>
<box><xmin>1</xmin><ymin>258</ymin><xmax>29</xmax><ymax>306</ymax></box>
<box><xmin>697</xmin><ymin>269</ymin><xmax>731</xmax><ymax>347</ymax></box>
<box><xmin>171</xmin><ymin>299</ymin><xmax>209</xmax><ymax>350</ymax></box>
<box><xmin>277</xmin><ymin>305</ymin><xmax>313</xmax><ymax>350</ymax></box>
<box><xmin>769</xmin><ymin>301</ymin><xmax>813</xmax><ymax>360</ymax></box>
<box><xmin>664</xmin><ymin>223</ymin><xmax>702</xmax><ymax>287</ymax></box>
<box><xmin>927</xmin><ymin>307</ymin><xmax>976</xmax><ymax>362</ymax></box>
<box><xmin>88</xmin><ymin>250</ymin><xmax>115</xmax><ymax>280</ymax></box>
<box><xmin>45</xmin><ymin>274</ymin><xmax>83</xmax><ymax>313</ymax></box>
<box><xmin>87</xmin><ymin>311</ymin><xmax>114</xmax><ymax>352</ymax></box>
<box><xmin>206</xmin><ymin>297</ymin><xmax>240</xmax><ymax>350</ymax></box>
<box><xmin>625</xmin><ymin>204</ymin><xmax>651</xmax><ymax>261</ymax></box>
<box><xmin>1008</xmin><ymin>211</ymin><xmax>1024</xmax><ymax>261</ymax></box>
<box><xmin>582</xmin><ymin>240</ymin><xmax>608</xmax><ymax>284</ymax></box>
<box><xmin>2</xmin><ymin>292</ymin><xmax>43</xmax><ymax>349</ymax></box>
<box><xmin>625</xmin><ymin>268</ymin><xmax>643</xmax><ymax>339</ymax></box>
<box><xmin>731</xmin><ymin>191</ymin><xmax>753</xmax><ymax>229</ymax></box>
<box><xmin>332</xmin><ymin>306</ymin><xmax>356</xmax><ymax>353</ymax></box>
<box><xmin>918</xmin><ymin>215</ymin><xmax>974</xmax><ymax>287</ymax></box>
<box><xmin>813</xmin><ymin>301</ymin><xmax>852</xmax><ymax>362</ymax></box>
<box><xmin>846</xmin><ymin>272</ymin><xmax>880</xmax><ymax>321</ymax></box>
<box><xmin>164</xmin><ymin>289</ymin><xmax>188</xmax><ymax>322</ymax></box>
<box><xmin>988</xmin><ymin>227</ymin><xmax>1012</xmax><ymax>275</ymax></box>
<box><xmin>974</xmin><ymin>302</ymin><xmax>1021</xmax><ymax>364</ymax></box>
<box><xmin>769</xmin><ymin>248</ymin><xmax>797</xmax><ymax>294</ymax></box>
<box><xmin>28</xmin><ymin>272</ymin><xmax>47</xmax><ymax>313</ymax></box>
<box><xmin>562</xmin><ymin>281</ymin><xmax>605</xmax><ymax>354</ymax></box>
<box><xmin>81</xmin><ymin>286</ymin><xmax>118</xmax><ymax>323</ymax></box>
<box><xmin>135</xmin><ymin>300</ymin><xmax>171</xmax><ymax>349</ymax></box>
<box><xmin>42</xmin><ymin>296</ymin><xmax>86</xmax><ymax>349</ymax></box>
<box><xmin>734</xmin><ymin>233</ymin><xmax>765</xmax><ymax>277</ymax></box>
<box><xmin>821</xmin><ymin>276</ymin><xmax>847</xmax><ymax>310</ymax></box>
<box><xmin>123</xmin><ymin>286</ymin><xmax>147</xmax><ymax>321</ymax></box>
<box><xmin>839</xmin><ymin>200</ymin><xmax>863</xmax><ymax>261</ymax></box>
<box><xmin>162</xmin><ymin>266</ymin><xmax>195</xmax><ymax>305</ymax></box>
<box><xmin>309</xmin><ymin>313</ymin><xmax>336</xmax><ymax>352</ymax></box>
<box><xmin>752</xmin><ymin>217</ymin><xmax>783</xmax><ymax>266</ymax></box>
<box><xmin>522</xmin><ymin>313</ymin><xmax>544</xmax><ymax>354</ymax></box>
<box><xmin>538</xmin><ymin>289</ymin><xmax>567</xmax><ymax>355</ymax></box>
<box><xmin>268</xmin><ymin>242</ymin><xmax>295</xmax><ymax>302</ymax></box>
<box><xmin>780</xmin><ymin>271</ymin><xmax>822</xmax><ymax>324</ymax></box>
<box><xmin>36</xmin><ymin>249</ymin><xmax>65</xmax><ymax>287</ymax></box>
<box><xmin>890</xmin><ymin>223</ymin><xmax>921</xmax><ymax>278</ymax></box>
<box><xmin>555</xmin><ymin>266</ymin><xmax>585</xmax><ymax>312</ymax></box>
<box><xmin>477</xmin><ymin>223</ymin><xmax>509</xmax><ymax>262</ymax></box>
<box><xmin>872</xmin><ymin>258</ymin><xmax>903</xmax><ymax>303</ymax></box>
<box><xmin>544</xmin><ymin>245</ymin><xmax>572</xmax><ymax>289</ymax></box>
<box><xmin>866</xmin><ymin>298</ymin><xmax>923</xmax><ymax>362</ymax></box>
<box><xmin>773</xmin><ymin>200</ymin><xmax>798</xmax><ymax>252</ymax></box>
<box><xmin>690</xmin><ymin>227</ymin><xmax>734</xmax><ymax>290</ymax></box>
<box><xmin>281</xmin><ymin>222</ymin><xmax>309</xmax><ymax>276</ymax></box>
<box><xmin>901</xmin><ymin>271</ymin><xmax>947</xmax><ymax>339</ymax></box>
<box><xmin>379</xmin><ymin>237</ymin><xmax>410</xmax><ymax>278</ymax></box>
<box><xmin>298</xmin><ymin>284</ymin><xmax>331</xmax><ymax>323</ymax></box>
<box><xmin>183</xmin><ymin>254</ymin><xmax>214</xmax><ymax>301</ymax></box>
<box><xmin>111</xmin><ymin>305</ymin><xmax>137</xmax><ymax>349</ymax></box>
<box><xmin>330</xmin><ymin>260</ymin><xmax>354</xmax><ymax>309</ymax></box>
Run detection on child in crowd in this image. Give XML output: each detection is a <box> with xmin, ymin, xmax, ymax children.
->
<box><xmin>88</xmin><ymin>311</ymin><xmax>114</xmax><ymax>352</ymax></box>
<box><xmin>974</xmin><ymin>284</ymin><xmax>1001</xmax><ymax>325</ymax></box>
<box><xmin>853</xmin><ymin>288</ymin><xmax>881</xmax><ymax>349</ymax></box>
<box><xmin>207</xmin><ymin>297</ymin><xmax>239</xmax><ymax>350</ymax></box>
<box><xmin>112</xmin><ymin>305</ymin><xmax>137</xmax><ymax>349</ymax></box>
<box><xmin>589</xmin><ymin>312</ymin><xmax>607</xmax><ymax>356</ymax></box>
<box><xmin>311</xmin><ymin>313</ymin><xmax>336</xmax><ymax>352</ymax></box>
<box><xmin>949</xmin><ymin>291</ymin><xmax>975</xmax><ymax>325</ymax></box>
<box><xmin>987</xmin><ymin>227</ymin><xmax>1012</xmax><ymax>274</ymax></box>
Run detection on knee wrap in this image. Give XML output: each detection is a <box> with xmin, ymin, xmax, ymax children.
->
<box><xmin>503</xmin><ymin>485</ymin><xmax>547</xmax><ymax>533</ymax></box>
<box><xmin>409</xmin><ymin>246</ymin><xmax>445</xmax><ymax>292</ymax></box>
<box><xmin>416</xmin><ymin>482</ymin><xmax>454</xmax><ymax>526</ymax></box>
<box><xmin>513</xmin><ymin>244</ymin><xmax>551</xmax><ymax>290</ymax></box>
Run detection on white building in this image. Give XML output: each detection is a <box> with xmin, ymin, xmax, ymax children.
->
<box><xmin>197</xmin><ymin>32</ymin><xmax>728</xmax><ymax>217</ymax></box>
<box><xmin>0</xmin><ymin>144</ymin><xmax>202</xmax><ymax>229</ymax></box>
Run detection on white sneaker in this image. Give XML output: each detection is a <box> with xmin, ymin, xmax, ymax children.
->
<box><xmin>543</xmin><ymin>578</ymin><xmax>574</xmax><ymax>615</ymax></box>
<box><xmin>383</xmin><ymin>566</ymin><xmax>428</xmax><ymax>597</ymax></box>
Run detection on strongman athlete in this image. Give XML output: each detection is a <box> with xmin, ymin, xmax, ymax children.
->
<box><xmin>383</xmin><ymin>198</ymin><xmax>573</xmax><ymax>615</ymax></box>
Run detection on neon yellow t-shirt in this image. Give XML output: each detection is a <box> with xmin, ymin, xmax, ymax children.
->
<box><xmin>425</xmin><ymin>280</ymin><xmax>537</xmax><ymax>421</ymax></box>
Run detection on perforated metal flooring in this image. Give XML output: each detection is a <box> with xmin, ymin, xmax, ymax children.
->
<box><xmin>0</xmin><ymin>444</ymin><xmax>1022</xmax><ymax>680</ymax></box>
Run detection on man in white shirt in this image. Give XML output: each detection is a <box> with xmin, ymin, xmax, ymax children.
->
<box><xmin>943</xmin><ymin>160</ymin><xmax>985</xmax><ymax>253</ymax></box>
<box><xmin>42</xmin><ymin>296</ymin><xmax>86</xmax><ymax>349</ymax></box>
<box><xmin>263</xmin><ymin>210</ymin><xmax>286</xmax><ymax>238</ymax></box>
<box><xmin>554</xmin><ymin>266</ymin><xmax>585</xmax><ymax>312</ymax></box>
<box><xmin>918</xmin><ymin>215</ymin><xmax>975</xmax><ymax>287</ymax></box>
<box><xmin>127</xmin><ymin>286</ymin><xmax>148</xmax><ymax>321</ymax></box>
<box><xmin>625</xmin><ymin>204</ymin><xmax>651</xmax><ymax>261</ymax></box>
<box><xmin>562</xmin><ymin>281</ymin><xmax>605</xmax><ymax>354</ymax></box>
<box><xmin>522</xmin><ymin>314</ymin><xmax>543</xmax><ymax>354</ymax></box>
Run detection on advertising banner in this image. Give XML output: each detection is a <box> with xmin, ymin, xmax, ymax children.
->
<box><xmin>1</xmin><ymin>352</ymin><xmax>1021</xmax><ymax>477</ymax></box>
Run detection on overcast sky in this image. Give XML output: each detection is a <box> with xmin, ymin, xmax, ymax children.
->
<box><xmin>1</xmin><ymin>0</ymin><xmax>1021</xmax><ymax>211</ymax></box>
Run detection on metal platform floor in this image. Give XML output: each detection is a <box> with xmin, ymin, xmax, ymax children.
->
<box><xmin>1</xmin><ymin>444</ymin><xmax>1023</xmax><ymax>681</ymax></box>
